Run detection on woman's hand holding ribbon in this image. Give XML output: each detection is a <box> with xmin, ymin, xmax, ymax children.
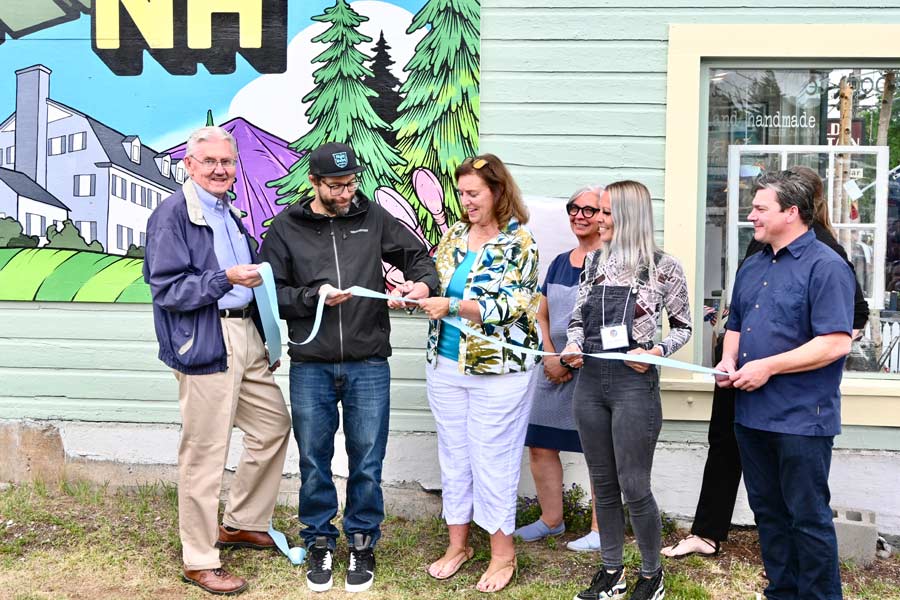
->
<box><xmin>624</xmin><ymin>346</ymin><xmax>662</xmax><ymax>373</ymax></box>
<box><xmin>419</xmin><ymin>297</ymin><xmax>451</xmax><ymax>320</ymax></box>
<box><xmin>559</xmin><ymin>343</ymin><xmax>584</xmax><ymax>369</ymax></box>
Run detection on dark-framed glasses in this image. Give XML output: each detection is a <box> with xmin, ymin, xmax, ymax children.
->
<box><xmin>566</xmin><ymin>203</ymin><xmax>600</xmax><ymax>218</ymax></box>
<box><xmin>323</xmin><ymin>180</ymin><xmax>359</xmax><ymax>195</ymax></box>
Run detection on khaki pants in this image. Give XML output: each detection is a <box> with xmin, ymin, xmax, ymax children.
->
<box><xmin>175</xmin><ymin>317</ymin><xmax>291</xmax><ymax>570</ymax></box>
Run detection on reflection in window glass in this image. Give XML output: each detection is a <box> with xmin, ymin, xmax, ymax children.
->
<box><xmin>704</xmin><ymin>67</ymin><xmax>900</xmax><ymax>375</ymax></box>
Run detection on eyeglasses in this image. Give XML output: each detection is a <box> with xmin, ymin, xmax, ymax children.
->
<box><xmin>191</xmin><ymin>156</ymin><xmax>237</xmax><ymax>171</ymax></box>
<box><xmin>566</xmin><ymin>203</ymin><xmax>600</xmax><ymax>218</ymax></box>
<box><xmin>322</xmin><ymin>180</ymin><xmax>359</xmax><ymax>195</ymax></box>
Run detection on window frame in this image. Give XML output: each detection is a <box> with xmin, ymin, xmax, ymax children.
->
<box><xmin>664</xmin><ymin>24</ymin><xmax>900</xmax><ymax>425</ymax></box>
<box><xmin>73</xmin><ymin>174</ymin><xmax>96</xmax><ymax>197</ymax></box>
<box><xmin>48</xmin><ymin>135</ymin><xmax>66</xmax><ymax>156</ymax></box>
<box><xmin>68</xmin><ymin>131</ymin><xmax>87</xmax><ymax>152</ymax></box>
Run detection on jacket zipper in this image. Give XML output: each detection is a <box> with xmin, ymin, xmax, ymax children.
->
<box><xmin>329</xmin><ymin>220</ymin><xmax>344</xmax><ymax>360</ymax></box>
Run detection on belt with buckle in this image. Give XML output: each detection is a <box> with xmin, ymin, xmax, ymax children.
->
<box><xmin>219</xmin><ymin>306</ymin><xmax>252</xmax><ymax>319</ymax></box>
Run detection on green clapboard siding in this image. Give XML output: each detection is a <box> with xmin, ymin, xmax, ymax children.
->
<box><xmin>0</xmin><ymin>303</ymin><xmax>435</xmax><ymax>430</ymax></box>
<box><xmin>4</xmin><ymin>1</ymin><xmax>900</xmax><ymax>434</ymax></box>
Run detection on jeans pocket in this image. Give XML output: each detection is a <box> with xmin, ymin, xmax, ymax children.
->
<box><xmin>364</xmin><ymin>356</ymin><xmax>389</xmax><ymax>365</ymax></box>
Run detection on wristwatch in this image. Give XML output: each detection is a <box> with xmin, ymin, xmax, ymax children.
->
<box><xmin>448</xmin><ymin>297</ymin><xmax>461</xmax><ymax>317</ymax></box>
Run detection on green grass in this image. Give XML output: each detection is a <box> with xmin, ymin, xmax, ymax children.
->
<box><xmin>0</xmin><ymin>481</ymin><xmax>897</xmax><ymax>599</ymax></box>
<box><xmin>0</xmin><ymin>248</ymin><xmax>150</xmax><ymax>303</ymax></box>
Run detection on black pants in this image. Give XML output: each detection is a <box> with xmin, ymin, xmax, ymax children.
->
<box><xmin>690</xmin><ymin>338</ymin><xmax>743</xmax><ymax>542</ymax></box>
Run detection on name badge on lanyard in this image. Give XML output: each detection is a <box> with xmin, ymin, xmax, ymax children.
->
<box><xmin>600</xmin><ymin>324</ymin><xmax>628</xmax><ymax>349</ymax></box>
<box><xmin>600</xmin><ymin>284</ymin><xmax>634</xmax><ymax>350</ymax></box>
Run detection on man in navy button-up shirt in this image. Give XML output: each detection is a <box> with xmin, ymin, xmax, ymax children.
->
<box><xmin>717</xmin><ymin>171</ymin><xmax>854</xmax><ymax>600</ymax></box>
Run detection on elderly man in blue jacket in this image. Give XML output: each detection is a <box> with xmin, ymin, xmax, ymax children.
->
<box><xmin>143</xmin><ymin>126</ymin><xmax>291</xmax><ymax>596</ymax></box>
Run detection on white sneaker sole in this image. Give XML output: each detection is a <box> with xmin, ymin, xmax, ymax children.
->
<box><xmin>345</xmin><ymin>577</ymin><xmax>373</xmax><ymax>593</ymax></box>
<box><xmin>572</xmin><ymin>588</ymin><xmax>626</xmax><ymax>600</ymax></box>
<box><xmin>306</xmin><ymin>576</ymin><xmax>333</xmax><ymax>592</ymax></box>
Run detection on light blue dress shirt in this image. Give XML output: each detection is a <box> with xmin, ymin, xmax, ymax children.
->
<box><xmin>194</xmin><ymin>182</ymin><xmax>254</xmax><ymax>310</ymax></box>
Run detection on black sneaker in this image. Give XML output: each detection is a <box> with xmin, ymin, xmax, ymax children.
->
<box><xmin>306</xmin><ymin>536</ymin><xmax>334</xmax><ymax>592</ymax></box>
<box><xmin>574</xmin><ymin>566</ymin><xmax>627</xmax><ymax>600</ymax></box>
<box><xmin>345</xmin><ymin>533</ymin><xmax>375</xmax><ymax>592</ymax></box>
<box><xmin>628</xmin><ymin>570</ymin><xmax>664</xmax><ymax>600</ymax></box>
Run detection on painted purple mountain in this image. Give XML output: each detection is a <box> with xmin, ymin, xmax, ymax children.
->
<box><xmin>164</xmin><ymin>117</ymin><xmax>302</xmax><ymax>240</ymax></box>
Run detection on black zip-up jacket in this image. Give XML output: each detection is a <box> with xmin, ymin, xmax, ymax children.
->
<box><xmin>260</xmin><ymin>192</ymin><xmax>439</xmax><ymax>362</ymax></box>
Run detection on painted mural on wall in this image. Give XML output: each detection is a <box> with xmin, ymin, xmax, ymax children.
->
<box><xmin>0</xmin><ymin>0</ymin><xmax>479</xmax><ymax>302</ymax></box>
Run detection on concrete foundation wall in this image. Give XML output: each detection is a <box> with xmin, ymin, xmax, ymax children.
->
<box><xmin>4</xmin><ymin>418</ymin><xmax>899</xmax><ymax>537</ymax></box>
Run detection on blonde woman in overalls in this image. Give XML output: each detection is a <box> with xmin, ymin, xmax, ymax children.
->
<box><xmin>560</xmin><ymin>180</ymin><xmax>692</xmax><ymax>600</ymax></box>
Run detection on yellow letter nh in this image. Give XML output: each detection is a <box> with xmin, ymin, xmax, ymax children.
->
<box><xmin>95</xmin><ymin>1</ymin><xmax>262</xmax><ymax>50</ymax></box>
<box><xmin>188</xmin><ymin>0</ymin><xmax>262</xmax><ymax>49</ymax></box>
<box><xmin>95</xmin><ymin>0</ymin><xmax>175</xmax><ymax>49</ymax></box>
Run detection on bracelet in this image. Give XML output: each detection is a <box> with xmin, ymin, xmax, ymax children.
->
<box><xmin>448</xmin><ymin>297</ymin><xmax>461</xmax><ymax>317</ymax></box>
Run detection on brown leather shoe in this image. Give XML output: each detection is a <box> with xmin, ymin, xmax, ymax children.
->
<box><xmin>216</xmin><ymin>525</ymin><xmax>277</xmax><ymax>550</ymax></box>
<box><xmin>182</xmin><ymin>567</ymin><xmax>248</xmax><ymax>595</ymax></box>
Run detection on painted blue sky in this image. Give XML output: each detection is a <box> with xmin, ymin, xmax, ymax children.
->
<box><xmin>0</xmin><ymin>0</ymin><xmax>424</xmax><ymax>150</ymax></box>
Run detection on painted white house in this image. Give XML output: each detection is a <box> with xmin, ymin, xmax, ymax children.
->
<box><xmin>0</xmin><ymin>166</ymin><xmax>69</xmax><ymax>243</ymax></box>
<box><xmin>0</xmin><ymin>65</ymin><xmax>177</xmax><ymax>253</ymax></box>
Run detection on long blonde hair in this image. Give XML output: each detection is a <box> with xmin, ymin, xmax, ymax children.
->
<box><xmin>598</xmin><ymin>180</ymin><xmax>659</xmax><ymax>285</ymax></box>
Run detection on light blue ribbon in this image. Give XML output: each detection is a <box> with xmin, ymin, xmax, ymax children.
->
<box><xmin>345</xmin><ymin>286</ymin><xmax>726</xmax><ymax>377</ymax></box>
<box><xmin>253</xmin><ymin>263</ymin><xmax>281</xmax><ymax>367</ymax></box>
<box><xmin>268</xmin><ymin>524</ymin><xmax>306</xmax><ymax>565</ymax></box>
<box><xmin>287</xmin><ymin>291</ymin><xmax>328</xmax><ymax>346</ymax></box>
<box><xmin>254</xmin><ymin>279</ymin><xmax>722</xmax><ymax>376</ymax></box>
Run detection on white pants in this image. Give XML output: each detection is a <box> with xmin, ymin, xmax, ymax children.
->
<box><xmin>426</xmin><ymin>358</ymin><xmax>533</xmax><ymax>535</ymax></box>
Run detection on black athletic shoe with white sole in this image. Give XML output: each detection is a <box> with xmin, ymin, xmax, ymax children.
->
<box><xmin>628</xmin><ymin>570</ymin><xmax>664</xmax><ymax>600</ymax></box>
<box><xmin>575</xmin><ymin>566</ymin><xmax>627</xmax><ymax>600</ymax></box>
<box><xmin>345</xmin><ymin>533</ymin><xmax>375</xmax><ymax>592</ymax></box>
<box><xmin>306</xmin><ymin>536</ymin><xmax>334</xmax><ymax>592</ymax></box>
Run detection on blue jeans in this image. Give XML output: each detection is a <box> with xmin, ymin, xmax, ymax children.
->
<box><xmin>735</xmin><ymin>423</ymin><xmax>841</xmax><ymax>600</ymax></box>
<box><xmin>290</xmin><ymin>358</ymin><xmax>391</xmax><ymax>549</ymax></box>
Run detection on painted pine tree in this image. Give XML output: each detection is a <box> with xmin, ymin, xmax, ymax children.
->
<box><xmin>363</xmin><ymin>31</ymin><xmax>403</xmax><ymax>146</ymax></box>
<box><xmin>393</xmin><ymin>0</ymin><xmax>480</xmax><ymax>244</ymax></box>
<box><xmin>270</xmin><ymin>0</ymin><xmax>404</xmax><ymax>204</ymax></box>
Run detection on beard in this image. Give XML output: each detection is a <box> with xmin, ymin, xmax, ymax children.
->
<box><xmin>320</xmin><ymin>194</ymin><xmax>352</xmax><ymax>216</ymax></box>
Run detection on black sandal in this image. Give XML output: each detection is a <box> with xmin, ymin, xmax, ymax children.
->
<box><xmin>662</xmin><ymin>535</ymin><xmax>720</xmax><ymax>559</ymax></box>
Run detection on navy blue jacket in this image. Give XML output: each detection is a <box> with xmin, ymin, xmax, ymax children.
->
<box><xmin>143</xmin><ymin>181</ymin><xmax>264</xmax><ymax>375</ymax></box>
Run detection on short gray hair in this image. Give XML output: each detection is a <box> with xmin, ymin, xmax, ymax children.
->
<box><xmin>186</xmin><ymin>126</ymin><xmax>237</xmax><ymax>157</ymax></box>
<box><xmin>569</xmin><ymin>185</ymin><xmax>605</xmax><ymax>204</ymax></box>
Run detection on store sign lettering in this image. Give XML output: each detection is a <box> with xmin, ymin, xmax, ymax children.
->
<box><xmin>825</xmin><ymin>119</ymin><xmax>864</xmax><ymax>146</ymax></box>
<box><xmin>92</xmin><ymin>0</ymin><xmax>287</xmax><ymax>75</ymax></box>
<box><xmin>747</xmin><ymin>111</ymin><xmax>817</xmax><ymax>130</ymax></box>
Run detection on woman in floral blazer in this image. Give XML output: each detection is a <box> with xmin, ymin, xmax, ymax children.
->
<box><xmin>418</xmin><ymin>154</ymin><xmax>540</xmax><ymax>593</ymax></box>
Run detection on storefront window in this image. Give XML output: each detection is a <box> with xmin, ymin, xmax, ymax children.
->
<box><xmin>703</xmin><ymin>67</ymin><xmax>900</xmax><ymax>375</ymax></box>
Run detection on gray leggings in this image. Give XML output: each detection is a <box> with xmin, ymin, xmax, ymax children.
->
<box><xmin>573</xmin><ymin>356</ymin><xmax>663</xmax><ymax>576</ymax></box>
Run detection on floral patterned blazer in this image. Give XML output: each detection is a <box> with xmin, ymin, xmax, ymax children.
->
<box><xmin>426</xmin><ymin>218</ymin><xmax>541</xmax><ymax>375</ymax></box>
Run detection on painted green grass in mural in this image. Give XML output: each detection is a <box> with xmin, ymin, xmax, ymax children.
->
<box><xmin>73</xmin><ymin>256</ymin><xmax>145</xmax><ymax>303</ymax></box>
<box><xmin>0</xmin><ymin>249</ymin><xmax>73</xmax><ymax>301</ymax></box>
<box><xmin>34</xmin><ymin>252</ymin><xmax>121</xmax><ymax>301</ymax></box>
<box><xmin>0</xmin><ymin>248</ymin><xmax>150</xmax><ymax>303</ymax></box>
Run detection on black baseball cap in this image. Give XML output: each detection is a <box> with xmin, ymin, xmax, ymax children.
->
<box><xmin>308</xmin><ymin>142</ymin><xmax>366</xmax><ymax>177</ymax></box>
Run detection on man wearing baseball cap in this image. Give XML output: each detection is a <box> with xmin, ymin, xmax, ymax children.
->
<box><xmin>261</xmin><ymin>142</ymin><xmax>439</xmax><ymax>593</ymax></box>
